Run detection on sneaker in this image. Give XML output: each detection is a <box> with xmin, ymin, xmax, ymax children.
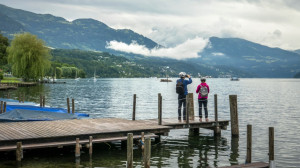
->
<box><xmin>205</xmin><ymin>118</ymin><xmax>209</xmax><ymax>122</ymax></box>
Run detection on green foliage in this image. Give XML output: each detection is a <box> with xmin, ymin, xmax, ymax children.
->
<box><xmin>0</xmin><ymin>32</ymin><xmax>9</xmax><ymax>66</ymax></box>
<box><xmin>0</xmin><ymin>70</ymin><xmax>3</xmax><ymax>80</ymax></box>
<box><xmin>7</xmin><ymin>32</ymin><xmax>52</xmax><ymax>81</ymax></box>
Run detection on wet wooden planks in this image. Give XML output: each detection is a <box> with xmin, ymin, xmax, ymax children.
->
<box><xmin>219</xmin><ymin>162</ymin><xmax>269</xmax><ymax>168</ymax></box>
<box><xmin>0</xmin><ymin>118</ymin><xmax>170</xmax><ymax>141</ymax></box>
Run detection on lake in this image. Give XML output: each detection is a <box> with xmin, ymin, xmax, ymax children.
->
<box><xmin>0</xmin><ymin>78</ymin><xmax>300</xmax><ymax>168</ymax></box>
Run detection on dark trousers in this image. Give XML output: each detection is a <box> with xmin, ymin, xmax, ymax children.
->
<box><xmin>178</xmin><ymin>94</ymin><xmax>186</xmax><ymax>120</ymax></box>
<box><xmin>198</xmin><ymin>98</ymin><xmax>208</xmax><ymax>118</ymax></box>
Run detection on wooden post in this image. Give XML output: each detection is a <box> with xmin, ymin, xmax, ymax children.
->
<box><xmin>246</xmin><ymin>124</ymin><xmax>252</xmax><ymax>164</ymax></box>
<box><xmin>141</xmin><ymin>132</ymin><xmax>145</xmax><ymax>152</ymax></box>
<box><xmin>158</xmin><ymin>93</ymin><xmax>162</xmax><ymax>125</ymax></box>
<box><xmin>127</xmin><ymin>133</ymin><xmax>133</xmax><ymax>168</ymax></box>
<box><xmin>3</xmin><ymin>102</ymin><xmax>6</xmax><ymax>113</ymax></box>
<box><xmin>89</xmin><ymin>136</ymin><xmax>93</xmax><ymax>156</ymax></box>
<box><xmin>40</xmin><ymin>95</ymin><xmax>42</xmax><ymax>107</ymax></box>
<box><xmin>72</xmin><ymin>99</ymin><xmax>75</xmax><ymax>114</ymax></box>
<box><xmin>67</xmin><ymin>98</ymin><xmax>70</xmax><ymax>113</ymax></box>
<box><xmin>229</xmin><ymin>95</ymin><xmax>239</xmax><ymax>137</ymax></box>
<box><xmin>0</xmin><ymin>101</ymin><xmax>3</xmax><ymax>114</ymax></box>
<box><xmin>16</xmin><ymin>142</ymin><xmax>23</xmax><ymax>162</ymax></box>
<box><xmin>269</xmin><ymin>127</ymin><xmax>274</xmax><ymax>162</ymax></box>
<box><xmin>22</xmin><ymin>93</ymin><xmax>25</xmax><ymax>103</ymax></box>
<box><xmin>186</xmin><ymin>96</ymin><xmax>189</xmax><ymax>125</ymax></box>
<box><xmin>214</xmin><ymin>94</ymin><xmax>218</xmax><ymax>123</ymax></box>
<box><xmin>144</xmin><ymin>138</ymin><xmax>151</xmax><ymax>168</ymax></box>
<box><xmin>132</xmin><ymin>94</ymin><xmax>136</xmax><ymax>120</ymax></box>
<box><xmin>42</xmin><ymin>96</ymin><xmax>45</xmax><ymax>107</ymax></box>
<box><xmin>75</xmin><ymin>138</ymin><xmax>80</xmax><ymax>158</ymax></box>
<box><xmin>214</xmin><ymin>94</ymin><xmax>221</xmax><ymax>136</ymax></box>
<box><xmin>188</xmin><ymin>93</ymin><xmax>194</xmax><ymax>120</ymax></box>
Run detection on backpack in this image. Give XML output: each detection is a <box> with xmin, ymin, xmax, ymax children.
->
<box><xmin>199</xmin><ymin>85</ymin><xmax>208</xmax><ymax>97</ymax></box>
<box><xmin>176</xmin><ymin>79</ymin><xmax>184</xmax><ymax>94</ymax></box>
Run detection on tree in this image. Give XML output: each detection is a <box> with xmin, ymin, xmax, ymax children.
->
<box><xmin>0</xmin><ymin>32</ymin><xmax>9</xmax><ymax>66</ymax></box>
<box><xmin>7</xmin><ymin>33</ymin><xmax>51</xmax><ymax>81</ymax></box>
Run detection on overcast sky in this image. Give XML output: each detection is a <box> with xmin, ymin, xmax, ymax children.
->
<box><xmin>1</xmin><ymin>0</ymin><xmax>300</xmax><ymax>59</ymax></box>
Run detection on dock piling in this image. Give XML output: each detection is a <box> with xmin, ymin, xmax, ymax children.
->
<box><xmin>75</xmin><ymin>138</ymin><xmax>80</xmax><ymax>158</ymax></box>
<box><xmin>246</xmin><ymin>124</ymin><xmax>252</xmax><ymax>164</ymax></box>
<box><xmin>3</xmin><ymin>102</ymin><xmax>6</xmax><ymax>113</ymax></box>
<box><xmin>0</xmin><ymin>101</ymin><xmax>3</xmax><ymax>113</ymax></box>
<box><xmin>158</xmin><ymin>93</ymin><xmax>162</xmax><ymax>125</ymax></box>
<box><xmin>186</xmin><ymin>96</ymin><xmax>190</xmax><ymax>125</ymax></box>
<box><xmin>269</xmin><ymin>127</ymin><xmax>274</xmax><ymax>162</ymax></box>
<box><xmin>89</xmin><ymin>136</ymin><xmax>93</xmax><ymax>156</ymax></box>
<box><xmin>40</xmin><ymin>95</ymin><xmax>42</xmax><ymax>107</ymax></box>
<box><xmin>72</xmin><ymin>99</ymin><xmax>75</xmax><ymax>114</ymax></box>
<box><xmin>188</xmin><ymin>93</ymin><xmax>194</xmax><ymax>120</ymax></box>
<box><xmin>127</xmin><ymin>133</ymin><xmax>133</xmax><ymax>168</ymax></box>
<box><xmin>16</xmin><ymin>142</ymin><xmax>23</xmax><ymax>162</ymax></box>
<box><xmin>144</xmin><ymin>138</ymin><xmax>151</xmax><ymax>168</ymax></box>
<box><xmin>67</xmin><ymin>98</ymin><xmax>70</xmax><ymax>113</ymax></box>
<box><xmin>132</xmin><ymin>94</ymin><xmax>136</xmax><ymax>121</ymax></box>
<box><xmin>214</xmin><ymin>94</ymin><xmax>221</xmax><ymax>136</ymax></box>
<box><xmin>229</xmin><ymin>95</ymin><xmax>239</xmax><ymax>137</ymax></box>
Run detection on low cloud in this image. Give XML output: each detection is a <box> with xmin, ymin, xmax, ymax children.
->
<box><xmin>106</xmin><ymin>37</ymin><xmax>209</xmax><ymax>60</ymax></box>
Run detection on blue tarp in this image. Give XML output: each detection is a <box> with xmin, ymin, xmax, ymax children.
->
<box><xmin>0</xmin><ymin>109</ymin><xmax>79</xmax><ymax>122</ymax></box>
<box><xmin>5</xmin><ymin>105</ymin><xmax>89</xmax><ymax>117</ymax></box>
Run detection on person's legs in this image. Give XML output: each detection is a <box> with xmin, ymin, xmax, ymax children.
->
<box><xmin>178</xmin><ymin>95</ymin><xmax>184</xmax><ymax>120</ymax></box>
<box><xmin>198</xmin><ymin>99</ymin><xmax>203</xmax><ymax>119</ymax></box>
<box><xmin>182</xmin><ymin>95</ymin><xmax>186</xmax><ymax>120</ymax></box>
<box><xmin>203</xmin><ymin>99</ymin><xmax>208</xmax><ymax>121</ymax></box>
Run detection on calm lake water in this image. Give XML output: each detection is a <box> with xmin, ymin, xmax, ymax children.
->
<box><xmin>0</xmin><ymin>78</ymin><xmax>300</xmax><ymax>168</ymax></box>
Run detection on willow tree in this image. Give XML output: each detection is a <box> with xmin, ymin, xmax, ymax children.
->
<box><xmin>7</xmin><ymin>33</ymin><xmax>51</xmax><ymax>81</ymax></box>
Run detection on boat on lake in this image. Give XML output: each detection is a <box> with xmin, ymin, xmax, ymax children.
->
<box><xmin>160</xmin><ymin>78</ymin><xmax>172</xmax><ymax>82</ymax></box>
<box><xmin>230</xmin><ymin>77</ymin><xmax>240</xmax><ymax>81</ymax></box>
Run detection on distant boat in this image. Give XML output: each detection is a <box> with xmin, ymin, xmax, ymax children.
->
<box><xmin>160</xmin><ymin>78</ymin><xmax>172</xmax><ymax>82</ymax></box>
<box><xmin>75</xmin><ymin>70</ymin><xmax>80</xmax><ymax>81</ymax></box>
<box><xmin>231</xmin><ymin>77</ymin><xmax>239</xmax><ymax>81</ymax></box>
<box><xmin>93</xmin><ymin>72</ymin><xmax>97</xmax><ymax>82</ymax></box>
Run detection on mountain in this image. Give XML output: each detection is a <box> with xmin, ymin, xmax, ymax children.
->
<box><xmin>194</xmin><ymin>37</ymin><xmax>300</xmax><ymax>78</ymax></box>
<box><xmin>294</xmin><ymin>49</ymin><xmax>300</xmax><ymax>55</ymax></box>
<box><xmin>51</xmin><ymin>48</ymin><xmax>251</xmax><ymax>78</ymax></box>
<box><xmin>0</xmin><ymin>4</ymin><xmax>159</xmax><ymax>52</ymax></box>
<box><xmin>1</xmin><ymin>4</ymin><xmax>299</xmax><ymax>78</ymax></box>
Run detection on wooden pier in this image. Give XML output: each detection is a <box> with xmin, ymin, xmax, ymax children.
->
<box><xmin>0</xmin><ymin>117</ymin><xmax>229</xmax><ymax>151</ymax></box>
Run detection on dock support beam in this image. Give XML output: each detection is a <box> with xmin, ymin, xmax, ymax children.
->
<box><xmin>72</xmin><ymin>99</ymin><xmax>75</xmax><ymax>114</ymax></box>
<box><xmin>158</xmin><ymin>93</ymin><xmax>162</xmax><ymax>125</ymax></box>
<box><xmin>214</xmin><ymin>94</ymin><xmax>221</xmax><ymax>136</ymax></box>
<box><xmin>229</xmin><ymin>95</ymin><xmax>239</xmax><ymax>137</ymax></box>
<box><xmin>67</xmin><ymin>98</ymin><xmax>70</xmax><ymax>113</ymax></box>
<box><xmin>269</xmin><ymin>127</ymin><xmax>274</xmax><ymax>164</ymax></box>
<box><xmin>132</xmin><ymin>94</ymin><xmax>136</xmax><ymax>120</ymax></box>
<box><xmin>16</xmin><ymin>142</ymin><xmax>23</xmax><ymax>163</ymax></box>
<box><xmin>0</xmin><ymin>101</ymin><xmax>3</xmax><ymax>113</ymax></box>
<box><xmin>246</xmin><ymin>124</ymin><xmax>252</xmax><ymax>164</ymax></box>
<box><xmin>127</xmin><ymin>133</ymin><xmax>133</xmax><ymax>168</ymax></box>
<box><xmin>89</xmin><ymin>136</ymin><xmax>93</xmax><ymax>156</ymax></box>
<box><xmin>187</xmin><ymin>93</ymin><xmax>194</xmax><ymax>120</ymax></box>
<box><xmin>144</xmin><ymin>138</ymin><xmax>151</xmax><ymax>168</ymax></box>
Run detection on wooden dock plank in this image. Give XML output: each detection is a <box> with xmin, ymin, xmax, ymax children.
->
<box><xmin>0</xmin><ymin>118</ymin><xmax>171</xmax><ymax>141</ymax></box>
<box><xmin>0</xmin><ymin>117</ymin><xmax>229</xmax><ymax>151</ymax></box>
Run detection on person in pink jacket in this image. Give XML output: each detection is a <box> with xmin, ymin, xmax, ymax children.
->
<box><xmin>196</xmin><ymin>78</ymin><xmax>210</xmax><ymax>122</ymax></box>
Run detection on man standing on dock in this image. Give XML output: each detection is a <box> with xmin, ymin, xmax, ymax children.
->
<box><xmin>176</xmin><ymin>72</ymin><xmax>192</xmax><ymax>121</ymax></box>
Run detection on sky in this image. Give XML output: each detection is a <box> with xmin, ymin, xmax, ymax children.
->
<box><xmin>1</xmin><ymin>0</ymin><xmax>300</xmax><ymax>59</ymax></box>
